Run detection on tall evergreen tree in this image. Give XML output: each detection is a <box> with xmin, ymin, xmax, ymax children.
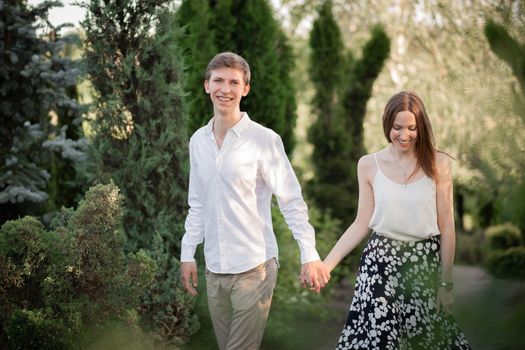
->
<box><xmin>176</xmin><ymin>0</ymin><xmax>297</xmax><ymax>154</ymax></box>
<box><xmin>81</xmin><ymin>1</ymin><xmax>197</xmax><ymax>344</ymax></box>
<box><xmin>0</xmin><ymin>0</ymin><xmax>85</xmax><ymax>223</ymax></box>
<box><xmin>176</xmin><ymin>0</ymin><xmax>217</xmax><ymax>132</ymax></box>
<box><xmin>308</xmin><ymin>2</ymin><xmax>390</xmax><ymax>226</ymax></box>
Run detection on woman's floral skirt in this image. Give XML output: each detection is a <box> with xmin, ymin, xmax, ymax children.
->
<box><xmin>336</xmin><ymin>232</ymin><xmax>472</xmax><ymax>350</ymax></box>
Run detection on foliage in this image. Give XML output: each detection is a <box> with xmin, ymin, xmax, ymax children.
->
<box><xmin>0</xmin><ymin>0</ymin><xmax>86</xmax><ymax>223</ymax></box>
<box><xmin>485</xmin><ymin>20</ymin><xmax>525</xmax><ymax>97</ymax></box>
<box><xmin>484</xmin><ymin>19</ymin><xmax>525</xmax><ymax>232</ymax></box>
<box><xmin>0</xmin><ymin>184</ymin><xmax>156</xmax><ymax>349</ymax></box>
<box><xmin>486</xmin><ymin>246</ymin><xmax>525</xmax><ymax>280</ymax></box>
<box><xmin>81</xmin><ymin>0</ymin><xmax>189</xmax><ymax>253</ymax></box>
<box><xmin>176</xmin><ymin>0</ymin><xmax>298</xmax><ymax>154</ymax></box>
<box><xmin>485</xmin><ymin>223</ymin><xmax>523</xmax><ymax>251</ymax></box>
<box><xmin>4</xmin><ymin>308</ymin><xmax>67</xmax><ymax>350</ymax></box>
<box><xmin>81</xmin><ymin>1</ymin><xmax>196</xmax><ymax>344</ymax></box>
<box><xmin>307</xmin><ymin>1</ymin><xmax>390</xmax><ymax>226</ymax></box>
<box><xmin>455</xmin><ymin>230</ymin><xmax>486</xmax><ymax>266</ymax></box>
<box><xmin>139</xmin><ymin>235</ymin><xmax>199</xmax><ymax>347</ymax></box>
<box><xmin>496</xmin><ymin>180</ymin><xmax>525</xmax><ymax>235</ymax></box>
<box><xmin>176</xmin><ymin>0</ymin><xmax>217</xmax><ymax>132</ymax></box>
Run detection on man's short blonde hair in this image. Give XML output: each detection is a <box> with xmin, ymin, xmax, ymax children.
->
<box><xmin>205</xmin><ymin>52</ymin><xmax>251</xmax><ymax>84</ymax></box>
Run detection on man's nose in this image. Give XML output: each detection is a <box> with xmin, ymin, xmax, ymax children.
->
<box><xmin>221</xmin><ymin>83</ymin><xmax>232</xmax><ymax>93</ymax></box>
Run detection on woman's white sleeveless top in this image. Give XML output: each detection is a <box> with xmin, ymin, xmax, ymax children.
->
<box><xmin>368</xmin><ymin>153</ymin><xmax>441</xmax><ymax>241</ymax></box>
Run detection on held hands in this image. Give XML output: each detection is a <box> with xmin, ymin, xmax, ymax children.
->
<box><xmin>180</xmin><ymin>261</ymin><xmax>198</xmax><ymax>296</ymax></box>
<box><xmin>299</xmin><ymin>260</ymin><xmax>331</xmax><ymax>294</ymax></box>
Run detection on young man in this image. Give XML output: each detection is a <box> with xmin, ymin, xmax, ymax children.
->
<box><xmin>180</xmin><ymin>52</ymin><xmax>329</xmax><ymax>350</ymax></box>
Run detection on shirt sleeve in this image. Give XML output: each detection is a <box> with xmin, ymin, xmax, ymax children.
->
<box><xmin>260</xmin><ymin>132</ymin><xmax>321</xmax><ymax>264</ymax></box>
<box><xmin>180</xmin><ymin>138</ymin><xmax>205</xmax><ymax>262</ymax></box>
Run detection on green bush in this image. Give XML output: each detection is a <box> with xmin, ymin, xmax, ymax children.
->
<box><xmin>486</xmin><ymin>246</ymin><xmax>525</xmax><ymax>279</ymax></box>
<box><xmin>485</xmin><ymin>223</ymin><xmax>523</xmax><ymax>251</ymax></box>
<box><xmin>4</xmin><ymin>309</ymin><xmax>66</xmax><ymax>350</ymax></box>
<box><xmin>455</xmin><ymin>230</ymin><xmax>486</xmax><ymax>265</ymax></box>
<box><xmin>140</xmin><ymin>235</ymin><xmax>199</xmax><ymax>346</ymax></box>
<box><xmin>0</xmin><ymin>184</ymin><xmax>156</xmax><ymax>349</ymax></box>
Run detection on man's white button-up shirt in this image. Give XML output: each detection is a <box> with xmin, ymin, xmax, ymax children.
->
<box><xmin>181</xmin><ymin>113</ymin><xmax>320</xmax><ymax>274</ymax></box>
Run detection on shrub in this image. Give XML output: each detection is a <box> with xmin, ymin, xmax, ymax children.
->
<box><xmin>486</xmin><ymin>247</ymin><xmax>525</xmax><ymax>279</ymax></box>
<box><xmin>0</xmin><ymin>217</ymin><xmax>54</xmax><ymax>327</ymax></box>
<box><xmin>4</xmin><ymin>309</ymin><xmax>66</xmax><ymax>350</ymax></box>
<box><xmin>0</xmin><ymin>184</ymin><xmax>156</xmax><ymax>349</ymax></box>
<box><xmin>485</xmin><ymin>223</ymin><xmax>523</xmax><ymax>251</ymax></box>
<box><xmin>139</xmin><ymin>235</ymin><xmax>199</xmax><ymax>346</ymax></box>
<box><xmin>455</xmin><ymin>230</ymin><xmax>486</xmax><ymax>265</ymax></box>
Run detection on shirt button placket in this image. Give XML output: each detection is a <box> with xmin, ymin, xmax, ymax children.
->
<box><xmin>216</xmin><ymin>154</ymin><xmax>224</xmax><ymax>270</ymax></box>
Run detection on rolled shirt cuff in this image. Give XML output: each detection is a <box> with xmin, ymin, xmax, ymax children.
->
<box><xmin>180</xmin><ymin>244</ymin><xmax>197</xmax><ymax>262</ymax></box>
<box><xmin>300</xmin><ymin>249</ymin><xmax>321</xmax><ymax>265</ymax></box>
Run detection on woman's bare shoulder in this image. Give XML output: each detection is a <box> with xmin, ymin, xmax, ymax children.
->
<box><xmin>435</xmin><ymin>151</ymin><xmax>453</xmax><ymax>179</ymax></box>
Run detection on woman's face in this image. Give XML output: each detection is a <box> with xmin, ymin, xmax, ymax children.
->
<box><xmin>390</xmin><ymin>110</ymin><xmax>417</xmax><ymax>152</ymax></box>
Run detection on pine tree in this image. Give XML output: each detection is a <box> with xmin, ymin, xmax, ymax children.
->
<box><xmin>308</xmin><ymin>2</ymin><xmax>390</xmax><ymax>226</ymax></box>
<box><xmin>81</xmin><ymin>1</ymin><xmax>197</xmax><ymax>344</ymax></box>
<box><xmin>176</xmin><ymin>0</ymin><xmax>298</xmax><ymax>154</ymax></box>
<box><xmin>0</xmin><ymin>0</ymin><xmax>85</xmax><ymax>223</ymax></box>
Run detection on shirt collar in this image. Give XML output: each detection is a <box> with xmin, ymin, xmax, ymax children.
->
<box><xmin>204</xmin><ymin>112</ymin><xmax>251</xmax><ymax>137</ymax></box>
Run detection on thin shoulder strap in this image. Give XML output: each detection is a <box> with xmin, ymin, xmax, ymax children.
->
<box><xmin>373</xmin><ymin>152</ymin><xmax>380</xmax><ymax>170</ymax></box>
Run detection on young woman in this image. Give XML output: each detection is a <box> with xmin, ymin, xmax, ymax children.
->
<box><xmin>324</xmin><ymin>91</ymin><xmax>472</xmax><ymax>349</ymax></box>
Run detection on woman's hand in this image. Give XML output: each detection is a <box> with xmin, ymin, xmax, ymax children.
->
<box><xmin>436</xmin><ymin>287</ymin><xmax>454</xmax><ymax>315</ymax></box>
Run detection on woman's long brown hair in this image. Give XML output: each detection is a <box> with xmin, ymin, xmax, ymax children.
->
<box><xmin>382</xmin><ymin>91</ymin><xmax>437</xmax><ymax>180</ymax></box>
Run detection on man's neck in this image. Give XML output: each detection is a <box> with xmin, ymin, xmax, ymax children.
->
<box><xmin>213</xmin><ymin>110</ymin><xmax>243</xmax><ymax>137</ymax></box>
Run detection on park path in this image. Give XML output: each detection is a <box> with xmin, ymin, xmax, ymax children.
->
<box><xmin>307</xmin><ymin>265</ymin><xmax>525</xmax><ymax>350</ymax></box>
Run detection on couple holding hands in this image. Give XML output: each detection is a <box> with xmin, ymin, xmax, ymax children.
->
<box><xmin>180</xmin><ymin>52</ymin><xmax>471</xmax><ymax>350</ymax></box>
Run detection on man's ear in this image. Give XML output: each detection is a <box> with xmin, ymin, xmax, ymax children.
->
<box><xmin>242</xmin><ymin>83</ymin><xmax>250</xmax><ymax>97</ymax></box>
<box><xmin>204</xmin><ymin>80</ymin><xmax>210</xmax><ymax>94</ymax></box>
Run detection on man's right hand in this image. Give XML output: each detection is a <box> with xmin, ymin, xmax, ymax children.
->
<box><xmin>180</xmin><ymin>261</ymin><xmax>198</xmax><ymax>296</ymax></box>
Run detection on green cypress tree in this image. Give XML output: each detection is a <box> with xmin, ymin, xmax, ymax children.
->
<box><xmin>339</xmin><ymin>24</ymin><xmax>390</xmax><ymax>218</ymax></box>
<box><xmin>275</xmin><ymin>28</ymin><xmax>298</xmax><ymax>153</ymax></box>
<box><xmin>307</xmin><ymin>0</ymin><xmax>349</xmax><ymax>223</ymax></box>
<box><xmin>0</xmin><ymin>0</ymin><xmax>85</xmax><ymax>223</ymax></box>
<box><xmin>176</xmin><ymin>0</ymin><xmax>217</xmax><ymax>132</ymax></box>
<box><xmin>81</xmin><ymin>1</ymin><xmax>197</xmax><ymax>344</ymax></box>
<box><xmin>209</xmin><ymin>0</ymin><xmax>237</xmax><ymax>51</ymax></box>
<box><xmin>308</xmin><ymin>2</ymin><xmax>390</xmax><ymax>226</ymax></box>
<box><xmin>231</xmin><ymin>0</ymin><xmax>293</xmax><ymax>150</ymax></box>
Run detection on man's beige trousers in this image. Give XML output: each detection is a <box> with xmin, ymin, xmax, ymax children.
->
<box><xmin>205</xmin><ymin>258</ymin><xmax>278</xmax><ymax>350</ymax></box>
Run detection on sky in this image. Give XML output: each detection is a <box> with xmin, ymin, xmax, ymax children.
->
<box><xmin>27</xmin><ymin>0</ymin><xmax>291</xmax><ymax>31</ymax></box>
<box><xmin>28</xmin><ymin>0</ymin><xmax>86</xmax><ymax>27</ymax></box>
